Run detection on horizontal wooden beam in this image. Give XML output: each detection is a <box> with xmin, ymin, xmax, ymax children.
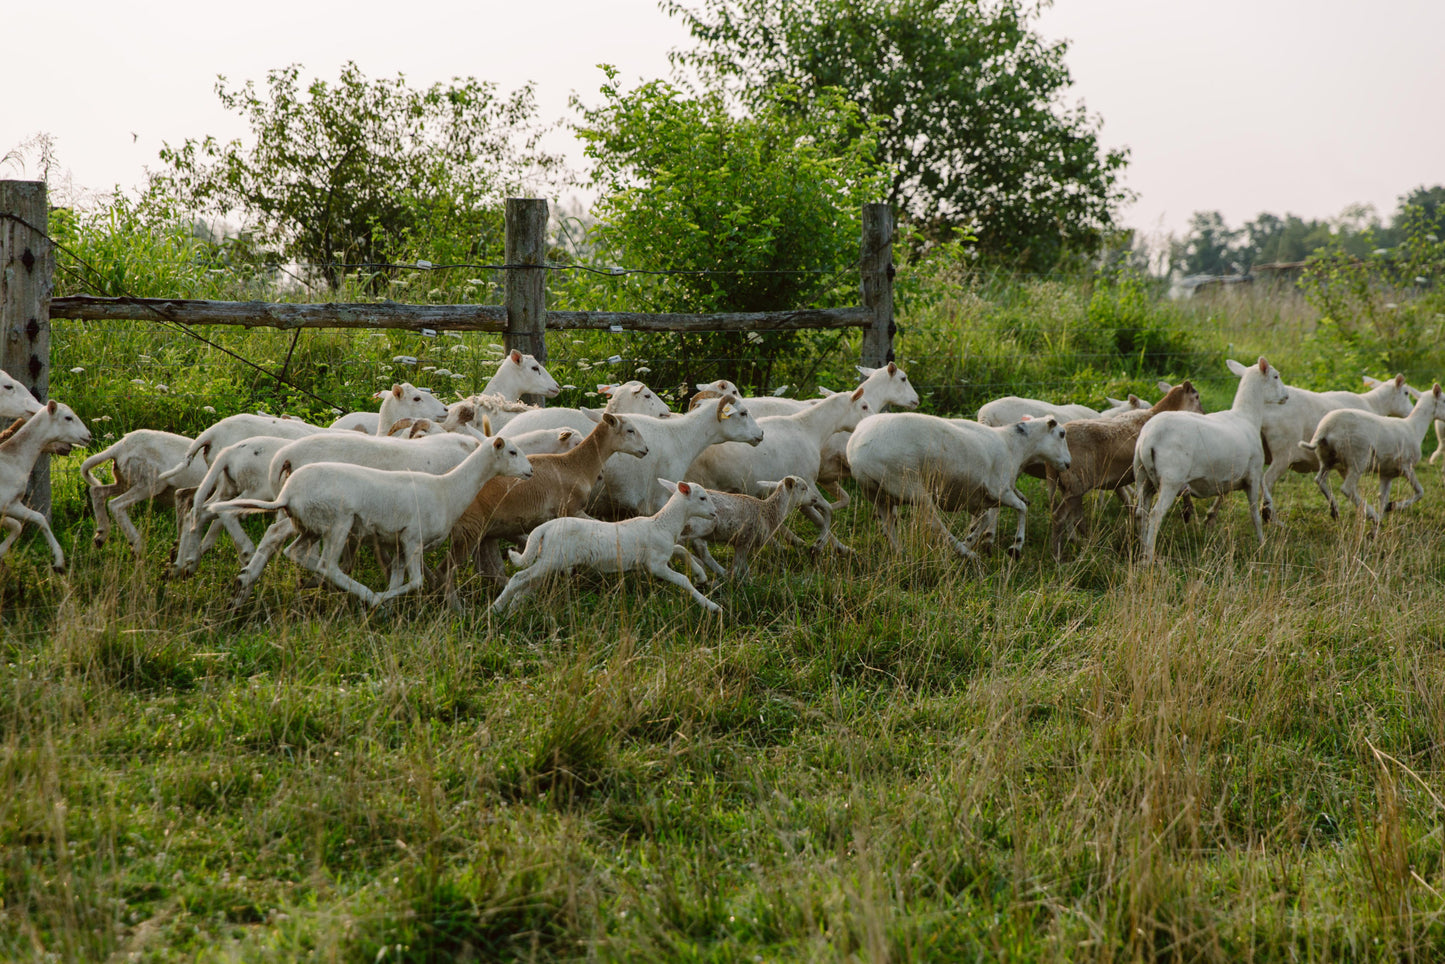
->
<box><xmin>49</xmin><ymin>296</ymin><xmax>874</xmax><ymax>334</ymax></box>
<box><xmin>50</xmin><ymin>297</ymin><xmax>509</xmax><ymax>331</ymax></box>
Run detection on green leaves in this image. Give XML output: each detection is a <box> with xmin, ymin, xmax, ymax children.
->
<box><xmin>665</xmin><ymin>0</ymin><xmax>1131</xmax><ymax>272</ymax></box>
<box><xmin>148</xmin><ymin>62</ymin><xmax>562</xmax><ymax>290</ymax></box>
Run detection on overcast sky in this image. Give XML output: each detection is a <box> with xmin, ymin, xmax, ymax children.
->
<box><xmin>6</xmin><ymin>0</ymin><xmax>1442</xmax><ymax>241</ymax></box>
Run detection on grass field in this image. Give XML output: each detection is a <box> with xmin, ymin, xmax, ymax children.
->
<box><xmin>5</xmin><ymin>444</ymin><xmax>1445</xmax><ymax>961</ymax></box>
<box><xmin>6</xmin><ymin>271</ymin><xmax>1445</xmax><ymax>960</ymax></box>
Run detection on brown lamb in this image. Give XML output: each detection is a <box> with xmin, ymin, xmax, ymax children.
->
<box><xmin>1046</xmin><ymin>381</ymin><xmax>1204</xmax><ymax>557</ymax></box>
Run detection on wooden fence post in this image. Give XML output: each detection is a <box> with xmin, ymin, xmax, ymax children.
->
<box><xmin>0</xmin><ymin>180</ymin><xmax>52</xmax><ymax>517</ymax></box>
<box><xmin>860</xmin><ymin>203</ymin><xmax>895</xmax><ymax>370</ymax></box>
<box><xmin>504</xmin><ymin>197</ymin><xmax>549</xmax><ymax>405</ymax></box>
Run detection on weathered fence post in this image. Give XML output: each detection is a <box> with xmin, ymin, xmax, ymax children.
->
<box><xmin>504</xmin><ymin>198</ymin><xmax>549</xmax><ymax>405</ymax></box>
<box><xmin>0</xmin><ymin>180</ymin><xmax>52</xmax><ymax>516</ymax></box>
<box><xmin>860</xmin><ymin>203</ymin><xmax>895</xmax><ymax>369</ymax></box>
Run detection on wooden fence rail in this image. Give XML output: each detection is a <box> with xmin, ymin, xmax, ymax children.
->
<box><xmin>2</xmin><ymin>182</ymin><xmax>896</xmax><ymax>514</ymax></box>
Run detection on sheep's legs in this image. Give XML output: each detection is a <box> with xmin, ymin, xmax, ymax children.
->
<box><xmin>1243</xmin><ymin>473</ymin><xmax>1266</xmax><ymax>546</ymax></box>
<box><xmin>89</xmin><ymin>481</ymin><xmax>124</xmax><ymax>547</ymax></box>
<box><xmin>1388</xmin><ymin>466</ymin><xmax>1424</xmax><ymax>514</ymax></box>
<box><xmin>232</xmin><ymin>516</ymin><xmax>295</xmax><ymax>605</ymax></box>
<box><xmin>687</xmin><ymin>538</ymin><xmax>730</xmax><ymax>579</ymax></box>
<box><xmin>303</xmin><ymin>518</ymin><xmax>382</xmax><ymax>607</ymax></box>
<box><xmin>670</xmin><ymin>544</ymin><xmax>710</xmax><ymax>584</ymax></box>
<box><xmin>0</xmin><ymin>504</ymin><xmax>68</xmax><ymax>571</ymax></box>
<box><xmin>1312</xmin><ymin>463</ymin><xmax>1341</xmax><ymax>519</ymax></box>
<box><xmin>1339</xmin><ymin>465</ymin><xmax>1377</xmax><ymax>522</ymax></box>
<box><xmin>1139</xmin><ymin>482</ymin><xmax>1181</xmax><ymax>564</ymax></box>
<box><xmin>1050</xmin><ymin>491</ymin><xmax>1085</xmax><ymax>559</ymax></box>
<box><xmin>376</xmin><ymin>536</ymin><xmax>425</xmax><ymax>604</ymax></box>
<box><xmin>492</xmin><ymin>565</ymin><xmax>550</xmax><ymax>613</ymax></box>
<box><xmin>648</xmin><ymin>560</ymin><xmax>721</xmax><ymax>613</ymax></box>
<box><xmin>107</xmin><ymin>480</ymin><xmax>169</xmax><ymax>557</ymax></box>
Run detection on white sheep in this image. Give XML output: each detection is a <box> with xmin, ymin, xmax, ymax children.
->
<box><xmin>591</xmin><ymin>396</ymin><xmax>765</xmax><ymax>518</ymax></box>
<box><xmin>499</xmin><ymin>378</ymin><xmax>672</xmax><ymax>437</ymax></box>
<box><xmin>81</xmin><ymin>429</ymin><xmax>202</xmax><ymax>556</ymax></box>
<box><xmin>683</xmin><ymin>476</ymin><xmax>828</xmax><ymax>581</ymax></box>
<box><xmin>157</xmin><ymin>414</ymin><xmax>331</xmax><ymax>486</ymax></box>
<box><xmin>480</xmin><ymin>349</ymin><xmax>561</xmax><ymax>401</ymax></box>
<box><xmin>266</xmin><ymin>431</ymin><xmax>479</xmax><ymax>496</ymax></box>
<box><xmin>492</xmin><ymin>479</ymin><xmax>720</xmax><ymax>614</ymax></box>
<box><xmin>213</xmin><ymin>436</ymin><xmax>533</xmax><ymax>607</ymax></box>
<box><xmin>0</xmin><ymin>369</ymin><xmax>42</xmax><ymax>421</ymax></box>
<box><xmin>0</xmin><ymin>401</ymin><xmax>92</xmax><ymax>571</ymax></box>
<box><xmin>1133</xmin><ymin>357</ymin><xmax>1289</xmax><ymax>563</ymax></box>
<box><xmin>328</xmin><ymin>382</ymin><xmax>450</xmax><ymax>435</ymax></box>
<box><xmin>170</xmin><ymin>436</ymin><xmax>294</xmax><ymax>577</ymax></box>
<box><xmin>846</xmin><ymin>412</ymin><xmax>1072</xmax><ymax>559</ymax></box>
<box><xmin>1300</xmin><ymin>382</ymin><xmax>1445</xmax><ymax>524</ymax></box>
<box><xmin>977</xmin><ymin>396</ymin><xmax>1100</xmax><ymax>427</ymax></box>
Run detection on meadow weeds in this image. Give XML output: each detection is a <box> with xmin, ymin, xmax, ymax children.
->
<box><xmin>4</xmin><ymin>272</ymin><xmax>1445</xmax><ymax>960</ymax></box>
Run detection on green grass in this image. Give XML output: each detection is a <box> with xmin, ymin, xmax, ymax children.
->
<box><xmin>7</xmin><ymin>273</ymin><xmax>1445</xmax><ymax>960</ymax></box>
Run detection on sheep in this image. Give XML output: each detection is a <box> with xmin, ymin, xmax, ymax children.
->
<box><xmin>156</xmin><ymin>414</ymin><xmax>332</xmax><ymax>486</ymax></box>
<box><xmin>170</xmin><ymin>436</ymin><xmax>294</xmax><ymax>577</ymax></box>
<box><xmin>504</xmin><ymin>427</ymin><xmax>584</xmax><ymax>456</ymax></box>
<box><xmin>1235</xmin><ymin>366</ymin><xmax>1416</xmax><ymax>520</ymax></box>
<box><xmin>1046</xmin><ymin>381</ymin><xmax>1205</xmax><ymax>557</ymax></box>
<box><xmin>81</xmin><ymin>430</ymin><xmax>203</xmax><ymax>556</ymax></box>
<box><xmin>1133</xmin><ymin>357</ymin><xmax>1289</xmax><ymax>563</ymax></box>
<box><xmin>977</xmin><ymin>396</ymin><xmax>1100</xmax><ymax>427</ymax></box>
<box><xmin>0</xmin><ymin>400</ymin><xmax>93</xmax><ymax>571</ymax></box>
<box><xmin>0</xmin><ymin>369</ymin><xmax>42</xmax><ymax>421</ymax></box>
<box><xmin>846</xmin><ymin>412</ymin><xmax>1072</xmax><ymax>559</ymax></box>
<box><xmin>444</xmin><ymin>412</ymin><xmax>651</xmax><ymax>600</ymax></box>
<box><xmin>266</xmin><ymin>431</ymin><xmax>479</xmax><ymax>496</ymax></box>
<box><xmin>466</xmin><ymin>393</ymin><xmax>538</xmax><ymax>434</ymax></box>
<box><xmin>492</xmin><ymin>479</ymin><xmax>720</xmax><ymax>614</ymax></box>
<box><xmin>685</xmin><ymin>387</ymin><xmax>872</xmax><ymax>549</ymax></box>
<box><xmin>1300</xmin><ymin>382</ymin><xmax>1445</xmax><ymax>524</ymax></box>
<box><xmin>690</xmin><ymin>363</ymin><xmax>918</xmax><ymax>420</ymax></box>
<box><xmin>590</xmin><ymin>395</ymin><xmax>765</xmax><ymax>518</ymax></box>
<box><xmin>682</xmin><ymin>476</ymin><xmax>828</xmax><ymax>581</ymax></box>
<box><xmin>213</xmin><ymin>436</ymin><xmax>533</xmax><ymax>607</ymax></box>
<box><xmin>479</xmin><ymin>349</ymin><xmax>561</xmax><ymax>401</ymax></box>
<box><xmin>328</xmin><ymin>382</ymin><xmax>450</xmax><ymax>435</ymax></box>
<box><xmin>499</xmin><ymin>379</ymin><xmax>672</xmax><ymax>437</ymax></box>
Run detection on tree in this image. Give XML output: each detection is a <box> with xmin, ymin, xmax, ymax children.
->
<box><xmin>664</xmin><ymin>0</ymin><xmax>1131</xmax><ymax>271</ymax></box>
<box><xmin>570</xmin><ymin>71</ymin><xmax>888</xmax><ymax>388</ymax></box>
<box><xmin>147</xmin><ymin>63</ymin><xmax>562</xmax><ymax>288</ymax></box>
<box><xmin>1175</xmin><ymin>211</ymin><xmax>1240</xmax><ymax>276</ymax></box>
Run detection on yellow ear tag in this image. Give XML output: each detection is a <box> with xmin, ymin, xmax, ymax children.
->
<box><xmin>719</xmin><ymin>407</ymin><xmax>733</xmax><ymax>420</ymax></box>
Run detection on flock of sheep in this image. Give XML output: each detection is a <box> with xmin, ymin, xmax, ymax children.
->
<box><xmin>1</xmin><ymin>346</ymin><xmax>1440</xmax><ymax>613</ymax></box>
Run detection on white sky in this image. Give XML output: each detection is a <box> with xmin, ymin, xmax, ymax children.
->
<box><xmin>6</xmin><ymin>0</ymin><xmax>1442</xmax><ymax>241</ymax></box>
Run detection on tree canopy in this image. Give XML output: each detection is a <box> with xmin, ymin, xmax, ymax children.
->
<box><xmin>664</xmin><ymin>0</ymin><xmax>1132</xmax><ymax>271</ymax></box>
<box><xmin>147</xmin><ymin>62</ymin><xmax>562</xmax><ymax>288</ymax></box>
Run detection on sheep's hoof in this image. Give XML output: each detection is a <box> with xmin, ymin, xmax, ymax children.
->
<box><xmin>1330</xmin><ymin>506</ymin><xmax>1339</xmax><ymax>520</ymax></box>
<box><xmin>1386</xmin><ymin>501</ymin><xmax>1400</xmax><ymax>514</ymax></box>
<box><xmin>92</xmin><ymin>535</ymin><xmax>105</xmax><ymax>548</ymax></box>
<box><xmin>1006</xmin><ymin>545</ymin><xmax>1023</xmax><ymax>560</ymax></box>
<box><xmin>1261</xmin><ymin>504</ymin><xmax>1273</xmax><ymax>524</ymax></box>
<box><xmin>52</xmin><ymin>564</ymin><xmax>66</xmax><ymax>575</ymax></box>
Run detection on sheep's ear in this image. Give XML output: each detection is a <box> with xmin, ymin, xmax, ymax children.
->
<box><xmin>850</xmin><ymin>386</ymin><xmax>865</xmax><ymax>402</ymax></box>
<box><xmin>658</xmin><ymin>478</ymin><xmax>678</xmax><ymax>494</ymax></box>
<box><xmin>755</xmin><ymin>480</ymin><xmax>780</xmax><ymax>496</ymax></box>
<box><xmin>602</xmin><ymin>412</ymin><xmax>618</xmax><ymax>427</ymax></box>
<box><xmin>677</xmin><ymin>481</ymin><xmax>692</xmax><ymax>496</ymax></box>
<box><xmin>630</xmin><ymin>384</ymin><xmax>644</xmax><ymax>395</ymax></box>
<box><xmin>1257</xmin><ymin>356</ymin><xmax>1269</xmax><ymax>374</ymax></box>
<box><xmin>1019</xmin><ymin>414</ymin><xmax>1033</xmax><ymax>421</ymax></box>
<box><xmin>492</xmin><ymin>436</ymin><xmax>506</xmax><ymax>450</ymax></box>
<box><xmin>391</xmin><ymin>383</ymin><xmax>404</xmax><ymax>398</ymax></box>
<box><xmin>1363</xmin><ymin>375</ymin><xmax>1381</xmax><ymax>388</ymax></box>
<box><xmin>715</xmin><ymin>396</ymin><xmax>734</xmax><ymax>420</ymax></box>
<box><xmin>1182</xmin><ymin>380</ymin><xmax>1195</xmax><ymax>392</ymax></box>
<box><xmin>1395</xmin><ymin>374</ymin><xmax>1407</xmax><ymax>388</ymax></box>
<box><xmin>46</xmin><ymin>399</ymin><xmax>57</xmax><ymax>415</ymax></box>
<box><xmin>887</xmin><ymin>362</ymin><xmax>898</xmax><ymax>375</ymax></box>
<box><xmin>694</xmin><ymin>382</ymin><xmax>712</xmax><ymax>392</ymax></box>
<box><xmin>785</xmin><ymin>476</ymin><xmax>797</xmax><ymax>488</ymax></box>
<box><xmin>1106</xmin><ymin>396</ymin><xmax>1125</xmax><ymax>407</ymax></box>
<box><xmin>1158</xmin><ymin>380</ymin><xmax>1173</xmax><ymax>393</ymax></box>
<box><xmin>817</xmin><ymin>386</ymin><xmax>837</xmax><ymax>397</ymax></box>
<box><xmin>1129</xmin><ymin>394</ymin><xmax>1141</xmax><ymax>405</ymax></box>
<box><xmin>1434</xmin><ymin>383</ymin><xmax>1442</xmax><ymax>398</ymax></box>
<box><xmin>1045</xmin><ymin>417</ymin><xmax>1059</xmax><ymax>429</ymax></box>
<box><xmin>481</xmin><ymin>415</ymin><xmax>492</xmax><ymax>436</ymax></box>
<box><xmin>597</xmin><ymin>383</ymin><xmax>615</xmax><ymax>395</ymax></box>
<box><xmin>559</xmin><ymin>429</ymin><xmax>576</xmax><ymax>442</ymax></box>
<box><xmin>1225</xmin><ymin>359</ymin><xmax>1247</xmax><ymax>376</ymax></box>
<box><xmin>509</xmin><ymin>349</ymin><xmax>522</xmax><ymax>364</ymax></box>
<box><xmin>855</xmin><ymin>365</ymin><xmax>876</xmax><ymax>377</ymax></box>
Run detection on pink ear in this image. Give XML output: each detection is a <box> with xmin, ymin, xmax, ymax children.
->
<box><xmin>850</xmin><ymin>387</ymin><xmax>864</xmax><ymax>401</ymax></box>
<box><xmin>1019</xmin><ymin>414</ymin><xmax>1033</xmax><ymax>421</ymax></box>
<box><xmin>1258</xmin><ymin>357</ymin><xmax>1268</xmax><ymax>374</ymax></box>
<box><xmin>1397</xmin><ymin>374</ymin><xmax>1406</xmax><ymax>388</ymax></box>
<box><xmin>509</xmin><ymin>349</ymin><xmax>522</xmax><ymax>364</ymax></box>
<box><xmin>46</xmin><ymin>399</ymin><xmax>57</xmax><ymax>414</ymax></box>
<box><xmin>677</xmin><ymin>481</ymin><xmax>692</xmax><ymax>495</ymax></box>
<box><xmin>492</xmin><ymin>436</ymin><xmax>506</xmax><ymax>449</ymax></box>
<box><xmin>887</xmin><ymin>362</ymin><xmax>897</xmax><ymax>374</ymax></box>
<box><xmin>392</xmin><ymin>384</ymin><xmax>404</xmax><ymax>398</ymax></box>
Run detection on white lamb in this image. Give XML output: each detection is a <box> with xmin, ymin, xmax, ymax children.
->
<box><xmin>213</xmin><ymin>436</ymin><xmax>533</xmax><ymax>607</ymax></box>
<box><xmin>492</xmin><ymin>479</ymin><xmax>720</xmax><ymax>614</ymax></box>
<box><xmin>0</xmin><ymin>369</ymin><xmax>42</xmax><ymax>421</ymax></box>
<box><xmin>81</xmin><ymin>430</ymin><xmax>202</xmax><ymax>556</ymax></box>
<box><xmin>1132</xmin><ymin>357</ymin><xmax>1289</xmax><ymax>563</ymax></box>
<box><xmin>1300</xmin><ymin>381</ymin><xmax>1445</xmax><ymax>524</ymax></box>
<box><xmin>499</xmin><ymin>379</ymin><xmax>672</xmax><ymax>437</ymax></box>
<box><xmin>846</xmin><ymin>412</ymin><xmax>1072</xmax><ymax>559</ymax></box>
<box><xmin>479</xmin><ymin>349</ymin><xmax>561</xmax><ymax>401</ymax></box>
<box><xmin>683</xmin><ymin>476</ymin><xmax>828</xmax><ymax>581</ymax></box>
<box><xmin>590</xmin><ymin>396</ymin><xmax>765</xmax><ymax>518</ymax></box>
<box><xmin>0</xmin><ymin>401</ymin><xmax>93</xmax><ymax>570</ymax></box>
<box><xmin>329</xmin><ymin>382</ymin><xmax>450</xmax><ymax>435</ymax></box>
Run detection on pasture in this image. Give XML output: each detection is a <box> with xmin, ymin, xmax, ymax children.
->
<box><xmin>5</xmin><ymin>278</ymin><xmax>1445</xmax><ymax>961</ymax></box>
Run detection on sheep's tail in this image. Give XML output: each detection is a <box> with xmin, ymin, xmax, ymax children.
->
<box><xmin>79</xmin><ymin>440</ymin><xmax>123</xmax><ymax>487</ymax></box>
<box><xmin>210</xmin><ymin>497</ymin><xmax>285</xmax><ymax>517</ymax></box>
<box><xmin>157</xmin><ymin>436</ymin><xmax>210</xmax><ymax>484</ymax></box>
<box><xmin>1134</xmin><ymin>442</ymin><xmax>1158</xmax><ymax>488</ymax></box>
<box><xmin>508</xmin><ymin>530</ymin><xmax>544</xmax><ymax>568</ymax></box>
<box><xmin>1299</xmin><ymin>438</ymin><xmax>1319</xmax><ymax>452</ymax></box>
